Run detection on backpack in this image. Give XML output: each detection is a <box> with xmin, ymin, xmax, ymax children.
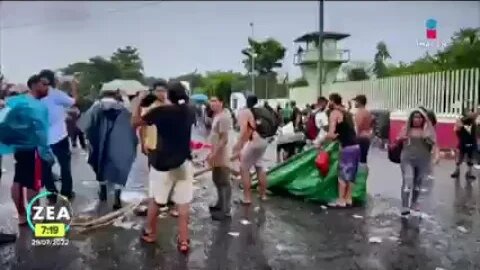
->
<box><xmin>306</xmin><ymin>111</ymin><xmax>319</xmax><ymax>140</ymax></box>
<box><xmin>387</xmin><ymin>139</ymin><xmax>403</xmax><ymax>164</ymax></box>
<box><xmin>250</xmin><ymin>107</ymin><xmax>278</xmax><ymax>139</ymax></box>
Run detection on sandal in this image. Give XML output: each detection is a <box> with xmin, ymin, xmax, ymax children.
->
<box><xmin>177</xmin><ymin>238</ymin><xmax>190</xmax><ymax>254</ymax></box>
<box><xmin>140</xmin><ymin>228</ymin><xmax>156</xmax><ymax>243</ymax></box>
<box><xmin>240</xmin><ymin>199</ymin><xmax>252</xmax><ymax>205</ymax></box>
<box><xmin>327</xmin><ymin>201</ymin><xmax>347</xmax><ymax>208</ymax></box>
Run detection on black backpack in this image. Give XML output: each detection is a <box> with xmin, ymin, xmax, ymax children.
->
<box><xmin>250</xmin><ymin>107</ymin><xmax>278</xmax><ymax>138</ymax></box>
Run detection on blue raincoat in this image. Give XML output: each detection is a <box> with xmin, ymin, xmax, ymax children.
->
<box><xmin>0</xmin><ymin>94</ymin><xmax>53</xmax><ymax>162</ymax></box>
<box><xmin>78</xmin><ymin>98</ymin><xmax>138</xmax><ymax>186</ymax></box>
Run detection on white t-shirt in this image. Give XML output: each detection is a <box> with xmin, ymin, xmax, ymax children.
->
<box><xmin>313</xmin><ymin>109</ymin><xmax>328</xmax><ymax>146</ymax></box>
<box><xmin>41</xmin><ymin>88</ymin><xmax>75</xmax><ymax>145</ymax></box>
<box><xmin>315</xmin><ymin>110</ymin><xmax>328</xmax><ymax>129</ymax></box>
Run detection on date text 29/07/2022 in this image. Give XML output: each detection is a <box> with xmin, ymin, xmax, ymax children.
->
<box><xmin>32</xmin><ymin>238</ymin><xmax>70</xmax><ymax>246</ymax></box>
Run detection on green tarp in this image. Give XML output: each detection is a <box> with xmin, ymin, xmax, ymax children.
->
<box><xmin>256</xmin><ymin>142</ymin><xmax>368</xmax><ymax>204</ymax></box>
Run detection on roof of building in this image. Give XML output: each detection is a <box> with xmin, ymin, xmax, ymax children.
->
<box><xmin>294</xmin><ymin>31</ymin><xmax>350</xmax><ymax>42</ymax></box>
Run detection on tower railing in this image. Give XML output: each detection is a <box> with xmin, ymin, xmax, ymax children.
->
<box><xmin>294</xmin><ymin>49</ymin><xmax>350</xmax><ymax>65</ymax></box>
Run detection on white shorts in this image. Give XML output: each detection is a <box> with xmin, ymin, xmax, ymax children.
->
<box><xmin>148</xmin><ymin>161</ymin><xmax>194</xmax><ymax>205</ymax></box>
<box><xmin>240</xmin><ymin>137</ymin><xmax>269</xmax><ymax>170</ymax></box>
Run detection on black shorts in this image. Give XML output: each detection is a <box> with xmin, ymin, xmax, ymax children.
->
<box><xmin>457</xmin><ymin>144</ymin><xmax>475</xmax><ymax>165</ymax></box>
<box><xmin>357</xmin><ymin>137</ymin><xmax>371</xmax><ymax>164</ymax></box>
<box><xmin>13</xmin><ymin>149</ymin><xmax>40</xmax><ymax>190</ymax></box>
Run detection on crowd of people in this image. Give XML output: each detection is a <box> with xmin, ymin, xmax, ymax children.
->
<box><xmin>0</xmin><ymin>70</ymin><xmax>480</xmax><ymax>253</ymax></box>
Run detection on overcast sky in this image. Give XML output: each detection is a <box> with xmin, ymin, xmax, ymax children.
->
<box><xmin>1</xmin><ymin>1</ymin><xmax>479</xmax><ymax>83</ymax></box>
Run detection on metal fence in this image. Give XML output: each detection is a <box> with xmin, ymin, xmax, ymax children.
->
<box><xmin>323</xmin><ymin>68</ymin><xmax>480</xmax><ymax>117</ymax></box>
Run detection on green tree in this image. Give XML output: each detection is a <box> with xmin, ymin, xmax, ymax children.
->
<box><xmin>347</xmin><ymin>68</ymin><xmax>370</xmax><ymax>81</ymax></box>
<box><xmin>171</xmin><ymin>72</ymin><xmax>204</xmax><ymax>89</ymax></box>
<box><xmin>341</xmin><ymin>61</ymin><xmax>372</xmax><ymax>81</ymax></box>
<box><xmin>452</xmin><ymin>28</ymin><xmax>479</xmax><ymax>45</ymax></box>
<box><xmin>202</xmin><ymin>71</ymin><xmax>247</xmax><ymax>104</ymax></box>
<box><xmin>242</xmin><ymin>38</ymin><xmax>286</xmax><ymax>75</ymax></box>
<box><xmin>241</xmin><ymin>38</ymin><xmax>287</xmax><ymax>98</ymax></box>
<box><xmin>110</xmin><ymin>46</ymin><xmax>144</xmax><ymax>81</ymax></box>
<box><xmin>387</xmin><ymin>27</ymin><xmax>480</xmax><ymax>75</ymax></box>
<box><xmin>373</xmin><ymin>41</ymin><xmax>391</xmax><ymax>78</ymax></box>
<box><xmin>61</xmin><ymin>56</ymin><xmax>122</xmax><ymax>98</ymax></box>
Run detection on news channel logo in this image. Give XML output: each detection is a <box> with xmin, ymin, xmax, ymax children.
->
<box><xmin>26</xmin><ymin>191</ymin><xmax>73</xmax><ymax>239</ymax></box>
<box><xmin>416</xmin><ymin>18</ymin><xmax>448</xmax><ymax>49</ymax></box>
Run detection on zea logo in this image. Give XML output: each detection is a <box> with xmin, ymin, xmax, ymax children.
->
<box><xmin>26</xmin><ymin>191</ymin><xmax>73</xmax><ymax>238</ymax></box>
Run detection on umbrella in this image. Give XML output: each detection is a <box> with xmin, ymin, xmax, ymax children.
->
<box><xmin>190</xmin><ymin>93</ymin><xmax>208</xmax><ymax>102</ymax></box>
<box><xmin>101</xmin><ymin>79</ymin><xmax>148</xmax><ymax>96</ymax></box>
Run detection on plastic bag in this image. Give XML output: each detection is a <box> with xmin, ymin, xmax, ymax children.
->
<box><xmin>315</xmin><ymin>151</ymin><xmax>329</xmax><ymax>176</ymax></box>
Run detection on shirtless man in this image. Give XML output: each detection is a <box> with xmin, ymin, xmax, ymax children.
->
<box><xmin>232</xmin><ymin>95</ymin><xmax>269</xmax><ymax>204</ymax></box>
<box><xmin>353</xmin><ymin>95</ymin><xmax>373</xmax><ymax>169</ymax></box>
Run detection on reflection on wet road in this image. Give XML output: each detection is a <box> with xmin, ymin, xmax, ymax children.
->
<box><xmin>0</xmin><ymin>129</ymin><xmax>479</xmax><ymax>269</ymax></box>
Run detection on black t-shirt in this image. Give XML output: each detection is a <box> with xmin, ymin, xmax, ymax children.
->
<box><xmin>457</xmin><ymin>116</ymin><xmax>476</xmax><ymax>146</ymax></box>
<box><xmin>142</xmin><ymin>104</ymin><xmax>195</xmax><ymax>171</ymax></box>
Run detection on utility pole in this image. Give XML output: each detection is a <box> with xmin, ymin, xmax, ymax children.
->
<box><xmin>317</xmin><ymin>0</ymin><xmax>324</xmax><ymax>96</ymax></box>
<box><xmin>190</xmin><ymin>68</ymin><xmax>198</xmax><ymax>96</ymax></box>
<box><xmin>250</xmin><ymin>22</ymin><xmax>256</xmax><ymax>95</ymax></box>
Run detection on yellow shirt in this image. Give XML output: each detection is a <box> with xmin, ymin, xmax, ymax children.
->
<box><xmin>141</xmin><ymin>101</ymin><xmax>164</xmax><ymax>150</ymax></box>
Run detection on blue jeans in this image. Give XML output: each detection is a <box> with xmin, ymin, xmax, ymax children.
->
<box><xmin>400</xmin><ymin>157</ymin><xmax>430</xmax><ymax>208</ymax></box>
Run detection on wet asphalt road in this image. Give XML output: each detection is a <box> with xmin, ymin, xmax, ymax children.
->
<box><xmin>1</xmin><ymin>131</ymin><xmax>480</xmax><ymax>269</ymax></box>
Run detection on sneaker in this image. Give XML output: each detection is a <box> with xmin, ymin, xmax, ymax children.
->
<box><xmin>474</xmin><ymin>164</ymin><xmax>480</xmax><ymax>170</ymax></box>
<box><xmin>451</xmin><ymin>170</ymin><xmax>460</xmax><ymax>178</ymax></box>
